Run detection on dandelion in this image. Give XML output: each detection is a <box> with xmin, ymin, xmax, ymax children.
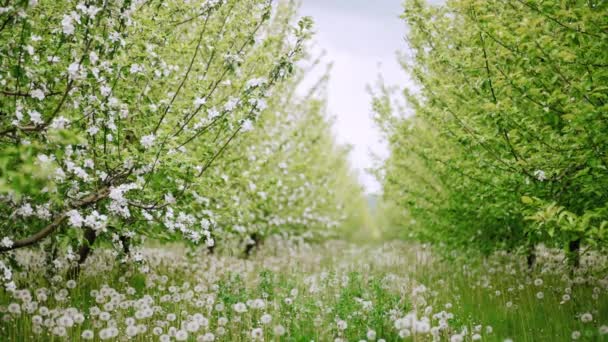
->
<box><xmin>52</xmin><ymin>326</ymin><xmax>67</xmax><ymax>337</ymax></box>
<box><xmin>337</xmin><ymin>319</ymin><xmax>348</xmax><ymax>331</ymax></box>
<box><xmin>260</xmin><ymin>313</ymin><xmax>272</xmax><ymax>324</ymax></box>
<box><xmin>99</xmin><ymin>311</ymin><xmax>111</xmax><ymax>321</ymax></box>
<box><xmin>367</xmin><ymin>329</ymin><xmax>377</xmax><ymax>340</ymax></box>
<box><xmin>233</xmin><ymin>302</ymin><xmax>247</xmax><ymax>313</ymax></box>
<box><xmin>536</xmin><ymin>291</ymin><xmax>544</xmax><ymax>299</ymax></box>
<box><xmin>450</xmin><ymin>334</ymin><xmax>464</xmax><ymax>342</ymax></box>
<box><xmin>251</xmin><ymin>327</ymin><xmax>264</xmax><ymax>340</ymax></box>
<box><xmin>126</xmin><ymin>325</ymin><xmax>139</xmax><ymax>337</ymax></box>
<box><xmin>200</xmin><ymin>332</ymin><xmax>216</xmax><ymax>341</ymax></box>
<box><xmin>99</xmin><ymin>328</ymin><xmax>112</xmax><ymax>340</ymax></box>
<box><xmin>8</xmin><ymin>303</ymin><xmax>20</xmax><ymax>314</ymax></box>
<box><xmin>175</xmin><ymin>330</ymin><xmax>188</xmax><ymax>341</ymax></box>
<box><xmin>399</xmin><ymin>329</ymin><xmax>411</xmax><ymax>338</ymax></box>
<box><xmin>186</xmin><ymin>321</ymin><xmax>200</xmax><ymax>332</ymax></box>
<box><xmin>57</xmin><ymin>315</ymin><xmax>74</xmax><ymax>327</ymax></box>
<box><xmin>273</xmin><ymin>324</ymin><xmax>286</xmax><ymax>336</ymax></box>
<box><xmin>580</xmin><ymin>313</ymin><xmax>593</xmax><ymax>323</ymax></box>
<box><xmin>571</xmin><ymin>331</ymin><xmax>581</xmax><ymax>340</ymax></box>
<box><xmin>81</xmin><ymin>330</ymin><xmax>94</xmax><ymax>340</ymax></box>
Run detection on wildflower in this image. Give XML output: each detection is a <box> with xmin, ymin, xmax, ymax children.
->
<box><xmin>399</xmin><ymin>329</ymin><xmax>411</xmax><ymax>338</ymax></box>
<box><xmin>260</xmin><ymin>313</ymin><xmax>272</xmax><ymax>324</ymax></box>
<box><xmin>200</xmin><ymin>332</ymin><xmax>215</xmax><ymax>341</ymax></box>
<box><xmin>186</xmin><ymin>321</ymin><xmax>200</xmax><ymax>332</ymax></box>
<box><xmin>599</xmin><ymin>326</ymin><xmax>608</xmax><ymax>335</ymax></box>
<box><xmin>121</xmin><ymin>324</ymin><xmax>137</xmax><ymax>336</ymax></box>
<box><xmin>273</xmin><ymin>325</ymin><xmax>286</xmax><ymax>336</ymax></box>
<box><xmin>472</xmin><ymin>333</ymin><xmax>482</xmax><ymax>341</ymax></box>
<box><xmin>81</xmin><ymin>330</ymin><xmax>94</xmax><ymax>340</ymax></box>
<box><xmin>534</xmin><ymin>278</ymin><xmax>543</xmax><ymax>286</ymax></box>
<box><xmin>175</xmin><ymin>330</ymin><xmax>188</xmax><ymax>341</ymax></box>
<box><xmin>251</xmin><ymin>298</ymin><xmax>266</xmax><ymax>309</ymax></box>
<box><xmin>450</xmin><ymin>334</ymin><xmax>464</xmax><ymax>342</ymax></box>
<box><xmin>52</xmin><ymin>326</ymin><xmax>67</xmax><ymax>337</ymax></box>
<box><xmin>337</xmin><ymin>319</ymin><xmax>348</xmax><ymax>331</ymax></box>
<box><xmin>8</xmin><ymin>303</ymin><xmax>21</xmax><ymax>314</ymax></box>
<box><xmin>367</xmin><ymin>330</ymin><xmax>377</xmax><ymax>341</ymax></box>
<box><xmin>251</xmin><ymin>328</ymin><xmax>264</xmax><ymax>340</ymax></box>
<box><xmin>580</xmin><ymin>313</ymin><xmax>593</xmax><ymax>323</ymax></box>
<box><xmin>57</xmin><ymin>315</ymin><xmax>74</xmax><ymax>327</ymax></box>
<box><xmin>536</xmin><ymin>291</ymin><xmax>544</xmax><ymax>299</ymax></box>
<box><xmin>571</xmin><ymin>331</ymin><xmax>581</xmax><ymax>340</ymax></box>
<box><xmin>233</xmin><ymin>302</ymin><xmax>247</xmax><ymax>313</ymax></box>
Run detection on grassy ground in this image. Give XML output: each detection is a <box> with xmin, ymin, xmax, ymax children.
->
<box><xmin>0</xmin><ymin>238</ymin><xmax>607</xmax><ymax>341</ymax></box>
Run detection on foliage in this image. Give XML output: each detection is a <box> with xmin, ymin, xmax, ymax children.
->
<box><xmin>373</xmin><ymin>0</ymin><xmax>608</xmax><ymax>254</ymax></box>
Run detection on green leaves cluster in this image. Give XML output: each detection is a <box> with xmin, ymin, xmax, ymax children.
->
<box><xmin>374</xmin><ymin>0</ymin><xmax>608</xmax><ymax>254</ymax></box>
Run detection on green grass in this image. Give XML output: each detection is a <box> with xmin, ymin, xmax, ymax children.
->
<box><xmin>0</xmin><ymin>239</ymin><xmax>607</xmax><ymax>341</ymax></box>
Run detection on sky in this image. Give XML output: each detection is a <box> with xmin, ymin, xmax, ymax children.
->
<box><xmin>297</xmin><ymin>0</ymin><xmax>410</xmax><ymax>194</ymax></box>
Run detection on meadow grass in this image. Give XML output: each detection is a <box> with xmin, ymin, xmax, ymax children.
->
<box><xmin>0</xmin><ymin>239</ymin><xmax>606</xmax><ymax>341</ymax></box>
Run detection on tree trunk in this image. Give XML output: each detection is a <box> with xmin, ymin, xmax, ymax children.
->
<box><xmin>67</xmin><ymin>228</ymin><xmax>96</xmax><ymax>280</ymax></box>
<box><xmin>567</xmin><ymin>238</ymin><xmax>581</xmax><ymax>269</ymax></box>
<box><xmin>119</xmin><ymin>234</ymin><xmax>131</xmax><ymax>256</ymax></box>
<box><xmin>243</xmin><ymin>233</ymin><xmax>262</xmax><ymax>259</ymax></box>
<box><xmin>526</xmin><ymin>245</ymin><xmax>536</xmax><ymax>271</ymax></box>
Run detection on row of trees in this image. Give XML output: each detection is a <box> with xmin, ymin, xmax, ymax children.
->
<box><xmin>374</xmin><ymin>0</ymin><xmax>608</xmax><ymax>262</ymax></box>
<box><xmin>0</xmin><ymin>0</ymin><xmax>366</xmax><ymax>288</ymax></box>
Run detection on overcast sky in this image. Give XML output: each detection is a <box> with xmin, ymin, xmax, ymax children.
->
<box><xmin>298</xmin><ymin>0</ymin><xmax>409</xmax><ymax>194</ymax></box>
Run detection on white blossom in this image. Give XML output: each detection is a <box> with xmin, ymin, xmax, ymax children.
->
<box><xmin>66</xmin><ymin>210</ymin><xmax>84</xmax><ymax>228</ymax></box>
<box><xmin>31</xmin><ymin>89</ymin><xmax>45</xmax><ymax>100</ymax></box>
<box><xmin>28</xmin><ymin>110</ymin><xmax>43</xmax><ymax>125</ymax></box>
<box><xmin>140</xmin><ymin>134</ymin><xmax>156</xmax><ymax>149</ymax></box>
